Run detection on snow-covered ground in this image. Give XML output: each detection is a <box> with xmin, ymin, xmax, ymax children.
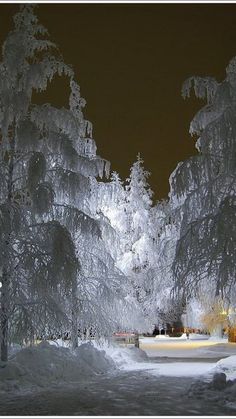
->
<box><xmin>0</xmin><ymin>336</ymin><xmax>236</xmax><ymax>415</ymax></box>
<box><xmin>139</xmin><ymin>334</ymin><xmax>234</xmax><ymax>358</ymax></box>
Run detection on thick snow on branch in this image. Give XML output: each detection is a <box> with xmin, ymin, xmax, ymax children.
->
<box><xmin>182</xmin><ymin>76</ymin><xmax>218</xmax><ymax>103</ymax></box>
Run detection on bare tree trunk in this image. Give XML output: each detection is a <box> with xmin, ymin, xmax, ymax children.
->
<box><xmin>0</xmin><ymin>128</ymin><xmax>15</xmax><ymax>362</ymax></box>
<box><xmin>134</xmin><ymin>332</ymin><xmax>139</xmax><ymax>348</ymax></box>
<box><xmin>0</xmin><ymin>268</ymin><xmax>9</xmax><ymax>362</ymax></box>
<box><xmin>71</xmin><ymin>278</ymin><xmax>78</xmax><ymax>350</ymax></box>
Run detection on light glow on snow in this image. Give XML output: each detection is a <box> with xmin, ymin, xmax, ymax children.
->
<box><xmin>139</xmin><ymin>336</ymin><xmax>229</xmax><ymax>358</ymax></box>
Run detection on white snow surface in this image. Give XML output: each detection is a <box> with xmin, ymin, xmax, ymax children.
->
<box><xmin>149</xmin><ymin>362</ymin><xmax>215</xmax><ymax>377</ymax></box>
<box><xmin>197</xmin><ymin>342</ymin><xmax>236</xmax><ymax>358</ymax></box>
<box><xmin>94</xmin><ymin>340</ymin><xmax>215</xmax><ymax>377</ymax></box>
<box><xmin>186</xmin><ymin>355</ymin><xmax>236</xmax><ymax>412</ymax></box>
<box><xmin>139</xmin><ymin>335</ymin><xmax>234</xmax><ymax>359</ymax></box>
<box><xmin>0</xmin><ymin>340</ymin><xmax>151</xmax><ymax>394</ymax></box>
<box><xmin>143</xmin><ymin>333</ymin><xmax>225</xmax><ymax>342</ymax></box>
<box><xmin>0</xmin><ymin>341</ymin><xmax>116</xmax><ymax>393</ymax></box>
<box><xmin>100</xmin><ymin>342</ymin><xmax>218</xmax><ymax>377</ymax></box>
<box><xmin>1</xmin><ymin>337</ymin><xmax>236</xmax><ymax>396</ymax></box>
<box><xmin>213</xmin><ymin>355</ymin><xmax>236</xmax><ymax>380</ymax></box>
<box><xmin>92</xmin><ymin>340</ymin><xmax>148</xmax><ymax>368</ymax></box>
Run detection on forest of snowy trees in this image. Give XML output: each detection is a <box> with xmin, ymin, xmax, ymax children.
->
<box><xmin>0</xmin><ymin>5</ymin><xmax>236</xmax><ymax>363</ymax></box>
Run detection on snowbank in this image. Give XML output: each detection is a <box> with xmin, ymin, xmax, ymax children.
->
<box><xmin>0</xmin><ymin>341</ymin><xmax>116</xmax><ymax>393</ymax></box>
<box><xmin>74</xmin><ymin>342</ymin><xmax>116</xmax><ymax>374</ymax></box>
<box><xmin>92</xmin><ymin>340</ymin><xmax>148</xmax><ymax>369</ymax></box>
<box><xmin>0</xmin><ymin>339</ymin><xmax>150</xmax><ymax>394</ymax></box>
<box><xmin>187</xmin><ymin>355</ymin><xmax>236</xmax><ymax>411</ymax></box>
<box><xmin>214</xmin><ymin>355</ymin><xmax>236</xmax><ymax>381</ymax></box>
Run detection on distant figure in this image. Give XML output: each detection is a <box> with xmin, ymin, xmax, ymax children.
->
<box><xmin>186</xmin><ymin>330</ymin><xmax>190</xmax><ymax>339</ymax></box>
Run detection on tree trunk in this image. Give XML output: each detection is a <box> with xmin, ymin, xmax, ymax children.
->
<box><xmin>134</xmin><ymin>333</ymin><xmax>139</xmax><ymax>348</ymax></box>
<box><xmin>0</xmin><ymin>128</ymin><xmax>16</xmax><ymax>362</ymax></box>
<box><xmin>71</xmin><ymin>278</ymin><xmax>78</xmax><ymax>350</ymax></box>
<box><xmin>1</xmin><ymin>268</ymin><xmax>9</xmax><ymax>362</ymax></box>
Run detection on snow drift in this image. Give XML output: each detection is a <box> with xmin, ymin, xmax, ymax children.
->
<box><xmin>214</xmin><ymin>355</ymin><xmax>236</xmax><ymax>381</ymax></box>
<box><xmin>0</xmin><ymin>341</ymin><xmax>116</xmax><ymax>393</ymax></box>
<box><xmin>93</xmin><ymin>340</ymin><xmax>148</xmax><ymax>369</ymax></box>
<box><xmin>187</xmin><ymin>355</ymin><xmax>236</xmax><ymax>411</ymax></box>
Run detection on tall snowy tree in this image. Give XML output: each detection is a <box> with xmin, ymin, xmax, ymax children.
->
<box><xmin>86</xmin><ymin>171</ymin><xmax>151</xmax><ymax>334</ymax></box>
<box><xmin>0</xmin><ymin>5</ymin><xmax>80</xmax><ymax>361</ymax></box>
<box><xmin>0</xmin><ymin>5</ymin><xmax>114</xmax><ymax>360</ymax></box>
<box><xmin>120</xmin><ymin>154</ymin><xmax>153</xmax><ymax>274</ymax></box>
<box><xmin>33</xmin><ymin>74</ymin><xmax>112</xmax><ymax>347</ymax></box>
<box><xmin>1</xmin><ymin>4</ymin><xmax>155</xmax><ymax>359</ymax></box>
<box><xmin>149</xmin><ymin>200</ymin><xmax>183</xmax><ymax>329</ymax></box>
<box><xmin>171</xmin><ymin>57</ymin><xmax>236</xmax><ymax>314</ymax></box>
<box><xmin>92</xmin><ymin>156</ymin><xmax>158</xmax><ymax>327</ymax></box>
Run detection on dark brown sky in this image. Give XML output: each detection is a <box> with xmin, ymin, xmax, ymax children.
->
<box><xmin>1</xmin><ymin>3</ymin><xmax>236</xmax><ymax>200</ymax></box>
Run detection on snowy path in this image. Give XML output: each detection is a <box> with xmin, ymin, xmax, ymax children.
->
<box><xmin>0</xmin><ymin>362</ymin><xmax>234</xmax><ymax>416</ymax></box>
<box><xmin>1</xmin><ymin>339</ymin><xmax>236</xmax><ymax>416</ymax></box>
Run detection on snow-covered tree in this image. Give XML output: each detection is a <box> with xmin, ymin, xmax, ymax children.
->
<box><xmin>91</xmin><ymin>156</ymin><xmax>158</xmax><ymax>328</ymax></box>
<box><xmin>87</xmin><ymin>170</ymin><xmax>152</xmax><ymax>333</ymax></box>
<box><xmin>171</xmin><ymin>57</ymin><xmax>236</xmax><ymax>311</ymax></box>
<box><xmin>0</xmin><ymin>5</ymin><xmax>84</xmax><ymax>361</ymax></box>
<box><xmin>0</xmin><ymin>5</ymin><xmax>116</xmax><ymax>361</ymax></box>
<box><xmin>198</xmin><ymin>295</ymin><xmax>228</xmax><ymax>337</ymax></box>
<box><xmin>149</xmin><ymin>200</ymin><xmax>183</xmax><ymax>328</ymax></box>
<box><xmin>119</xmin><ymin>155</ymin><xmax>153</xmax><ymax>278</ymax></box>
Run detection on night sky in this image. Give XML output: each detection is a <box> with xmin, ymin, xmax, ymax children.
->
<box><xmin>1</xmin><ymin>3</ymin><xmax>236</xmax><ymax>201</ymax></box>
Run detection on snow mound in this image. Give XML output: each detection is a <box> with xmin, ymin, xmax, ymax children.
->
<box><xmin>187</xmin><ymin>361</ymin><xmax>236</xmax><ymax>408</ymax></box>
<box><xmin>126</xmin><ymin>346</ymin><xmax>149</xmax><ymax>362</ymax></box>
<box><xmin>74</xmin><ymin>342</ymin><xmax>116</xmax><ymax>373</ymax></box>
<box><xmin>0</xmin><ymin>362</ymin><xmax>27</xmax><ymax>391</ymax></box>
<box><xmin>0</xmin><ymin>341</ymin><xmax>116</xmax><ymax>393</ymax></box>
<box><xmin>93</xmin><ymin>341</ymin><xmax>148</xmax><ymax>369</ymax></box>
<box><xmin>214</xmin><ymin>355</ymin><xmax>236</xmax><ymax>381</ymax></box>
